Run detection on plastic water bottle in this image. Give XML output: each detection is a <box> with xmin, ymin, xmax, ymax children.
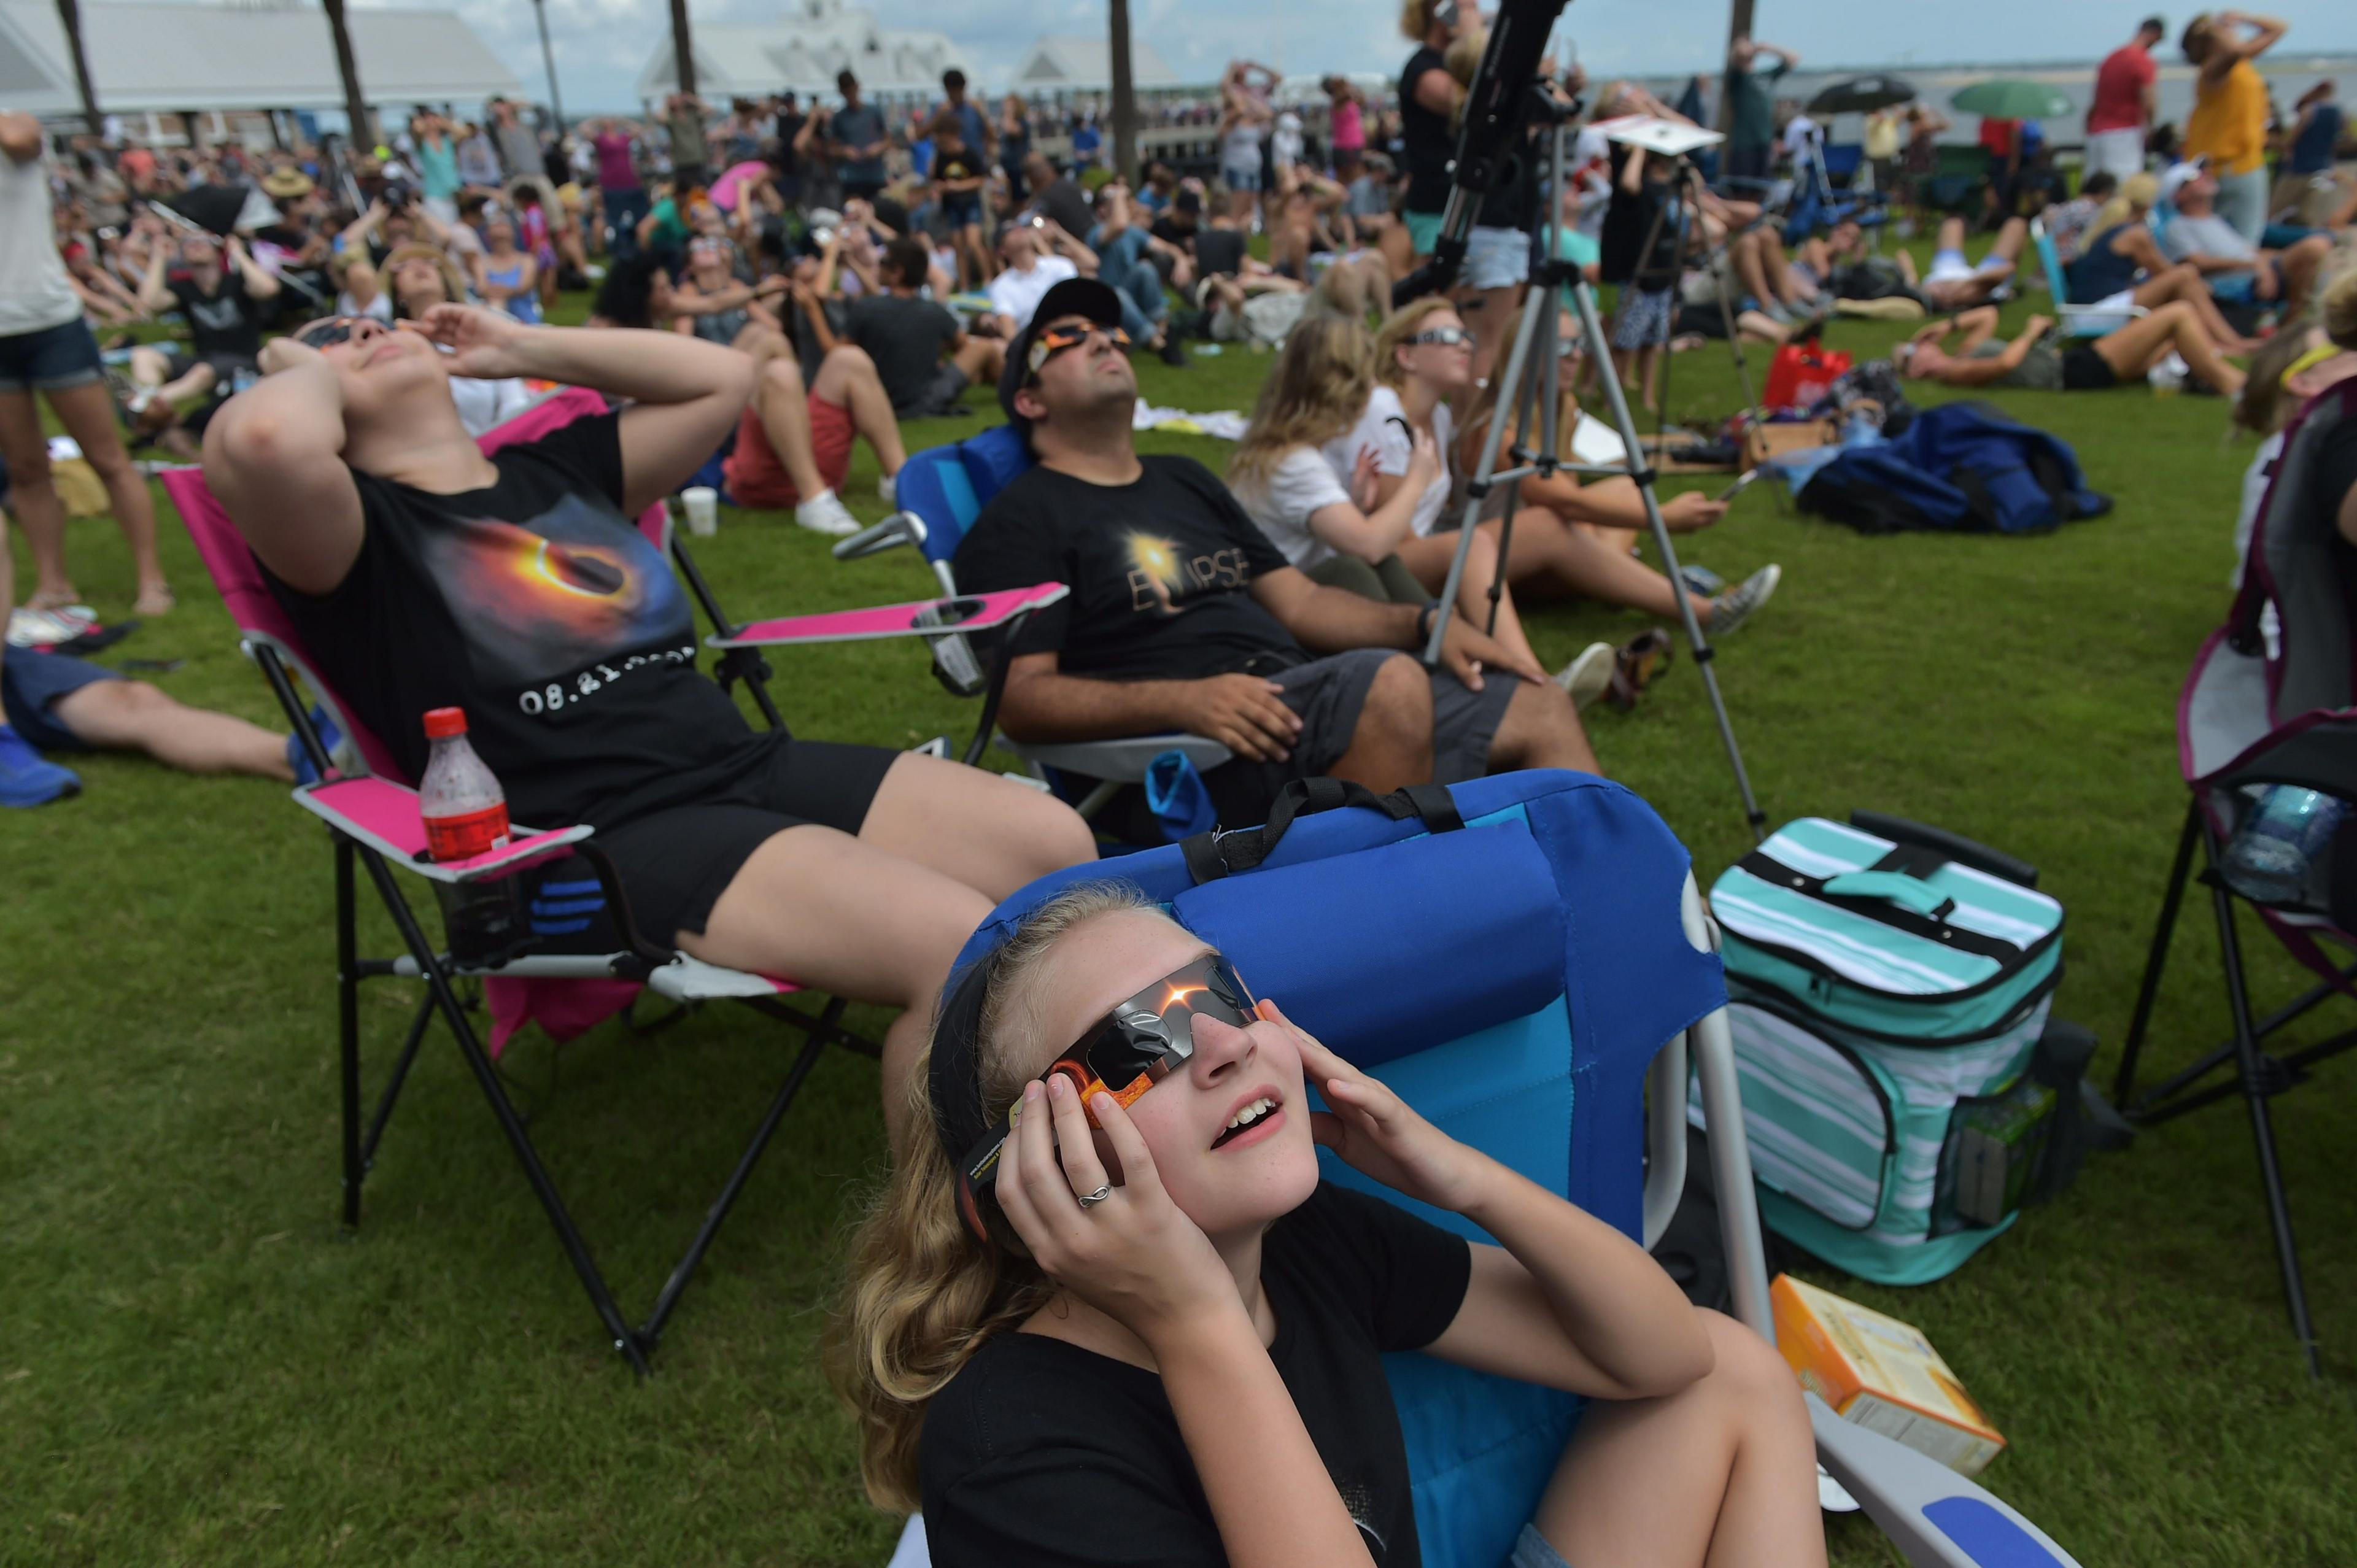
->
<box><xmin>419</xmin><ymin>707</ymin><xmax>526</xmax><ymax>961</ymax></box>
<box><xmin>2221</xmin><ymin>786</ymin><xmax>2348</xmax><ymax>906</ymax></box>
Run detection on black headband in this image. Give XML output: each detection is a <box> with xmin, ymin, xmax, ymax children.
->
<box><xmin>926</xmin><ymin>952</ymin><xmax>1000</xmax><ymax>1167</ymax></box>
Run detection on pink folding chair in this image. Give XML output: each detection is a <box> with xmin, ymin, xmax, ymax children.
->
<box><xmin>162</xmin><ymin>386</ymin><xmax>1066</xmax><ymax>1372</ymax></box>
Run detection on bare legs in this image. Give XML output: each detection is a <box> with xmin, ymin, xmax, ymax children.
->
<box><xmin>740</xmin><ymin>333</ymin><xmax>831</xmax><ymax>501</ymax></box>
<box><xmin>1459</xmin><ymin>282</ymin><xmax>1523</xmax><ymax>390</ymax></box>
<box><xmin>685</xmin><ymin>751</ymin><xmax>1094</xmax><ymax>1151</ymax></box>
<box><xmin>1395</xmin><ymin>528</ymin><xmax>1542</xmax><ymax>673</ymax></box>
<box><xmin>951</xmin><ymin>334</ymin><xmax>1007</xmax><ymax>387</ymax></box>
<box><xmin>1531</xmin><ymin>1310</ymin><xmax>1826</xmax><ymax>1568</ymax></box>
<box><xmin>1480</xmin><ymin>506</ymin><xmax>1712</xmax><ymax>624</ymax></box>
<box><xmin>1488</xmin><ymin>674</ymin><xmax>1601</xmax><ymax>774</ymax></box>
<box><xmin>1327</xmin><ymin>652</ymin><xmax>1435</xmax><ymax>790</ymax></box>
<box><xmin>2090</xmin><ymin>298</ymin><xmax>2248</xmax><ymax>396</ymax></box>
<box><xmin>0</xmin><ymin>381</ymin><xmax>169</xmax><ymax>613</ymax></box>
<box><xmin>2127</xmin><ymin>263</ymin><xmax>2257</xmax><ymax>351</ymax></box>
<box><xmin>48</xmin><ymin>678</ymin><xmax>292</xmax><ymax>778</ymax></box>
<box><xmin>810</xmin><ymin>344</ymin><xmax>907</xmax><ymax>479</ymax></box>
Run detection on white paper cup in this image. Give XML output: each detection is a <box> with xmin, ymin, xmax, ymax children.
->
<box><xmin>680</xmin><ymin>486</ymin><xmax>719</xmax><ymax>537</ymax></box>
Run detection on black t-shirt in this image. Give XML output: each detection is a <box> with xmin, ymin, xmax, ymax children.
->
<box><xmin>848</xmin><ymin>292</ymin><xmax>962</xmax><ymax>408</ymax></box>
<box><xmin>773</xmin><ymin>110</ymin><xmax>805</xmax><ymax>176</ymax></box>
<box><xmin>1476</xmin><ymin>137</ymin><xmax>1536</xmax><ymax>232</ymax></box>
<box><xmin>1037</xmin><ymin>176</ymin><xmax>1096</xmax><ymax>239</ymax></box>
<box><xmin>934</xmin><ymin>147</ymin><xmax>985</xmax><ymax>188</ymax></box>
<box><xmin>2315</xmin><ymin>415</ymin><xmax>2357</xmax><ymax>592</ymax></box>
<box><xmin>263</xmin><ymin>411</ymin><xmax>777</xmax><ymax>832</ymax></box>
<box><xmin>1399</xmin><ymin>45</ymin><xmax>1455</xmax><ymax>212</ymax></box>
<box><xmin>168</xmin><ymin>274</ymin><xmax>264</xmax><ymax>361</ymax></box>
<box><xmin>1193</xmin><ymin>226</ymin><xmax>1248</xmax><ymax>280</ymax></box>
<box><xmin>921</xmin><ymin>1182</ymin><xmax>1473</xmax><ymax>1568</ymax></box>
<box><xmin>954</xmin><ymin>455</ymin><xmax>1304</xmax><ymax>681</ymax></box>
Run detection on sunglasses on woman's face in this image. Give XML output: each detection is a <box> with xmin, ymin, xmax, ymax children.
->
<box><xmin>1026</xmin><ymin>320</ymin><xmax>1131</xmax><ymax>379</ymax></box>
<box><xmin>295</xmin><ymin>317</ymin><xmax>370</xmax><ymax>350</ymax></box>
<box><xmin>1407</xmin><ymin>325</ymin><xmax>1475</xmax><ymax>349</ymax></box>
<box><xmin>954</xmin><ymin>953</ymin><xmax>1254</xmax><ymax>1242</ymax></box>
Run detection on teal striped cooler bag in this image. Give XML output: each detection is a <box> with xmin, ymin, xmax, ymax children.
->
<box><xmin>1692</xmin><ymin>816</ymin><xmax>2067</xmax><ymax>1284</ymax></box>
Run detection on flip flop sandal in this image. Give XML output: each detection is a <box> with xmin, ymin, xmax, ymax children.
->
<box><xmin>1606</xmin><ymin>627</ymin><xmax>1676</xmax><ymax>713</ymax></box>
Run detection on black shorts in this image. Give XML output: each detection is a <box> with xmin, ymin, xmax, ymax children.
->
<box><xmin>894</xmin><ymin>361</ymin><xmax>971</xmax><ymax>420</ymax></box>
<box><xmin>593</xmin><ymin>736</ymin><xmax>899</xmax><ymax>942</ymax></box>
<box><xmin>2060</xmin><ymin>342</ymin><xmax>2116</xmax><ymax>392</ymax></box>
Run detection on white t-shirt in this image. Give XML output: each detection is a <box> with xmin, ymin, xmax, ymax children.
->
<box><xmin>449</xmin><ymin>374</ymin><xmax>540</xmax><ymax>438</ymax></box>
<box><xmin>336</xmin><ymin>289</ymin><xmax>397</xmax><ymax>323</ymax></box>
<box><xmin>1322</xmin><ymin>385</ymin><xmax>1453</xmax><ymax>539</ymax></box>
<box><xmin>0</xmin><ymin>153</ymin><xmax>83</xmax><ymax>338</ymax></box>
<box><xmin>1234</xmin><ymin>446</ymin><xmax>1354</xmax><ymax>569</ymax></box>
<box><xmin>987</xmin><ymin>255</ymin><xmax>1079</xmax><ymax>329</ymax></box>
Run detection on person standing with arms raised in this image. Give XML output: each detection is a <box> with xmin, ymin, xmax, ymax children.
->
<box><xmin>2181</xmin><ymin>10</ymin><xmax>2288</xmax><ymax>241</ymax></box>
<box><xmin>2087</xmin><ymin>17</ymin><xmax>2165</xmax><ymax>183</ymax></box>
<box><xmin>1722</xmin><ymin>36</ymin><xmax>1800</xmax><ymax>187</ymax></box>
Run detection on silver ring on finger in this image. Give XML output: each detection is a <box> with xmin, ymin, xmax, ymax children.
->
<box><xmin>1076</xmin><ymin>1184</ymin><xmax>1113</xmax><ymax>1210</ymax></box>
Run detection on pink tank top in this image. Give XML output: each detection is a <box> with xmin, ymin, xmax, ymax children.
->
<box><xmin>1332</xmin><ymin>100</ymin><xmax>1365</xmax><ymax>152</ymax></box>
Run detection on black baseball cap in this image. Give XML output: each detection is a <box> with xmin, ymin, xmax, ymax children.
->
<box><xmin>997</xmin><ymin>276</ymin><xmax>1127</xmax><ymax>442</ymax></box>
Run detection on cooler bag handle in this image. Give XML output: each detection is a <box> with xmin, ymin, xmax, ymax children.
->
<box><xmin>1820</xmin><ymin>871</ymin><xmax>1954</xmax><ymax>919</ymax></box>
<box><xmin>1850</xmin><ymin>810</ymin><xmax>2040</xmax><ymax>889</ymax></box>
<box><xmin>1180</xmin><ymin>778</ymin><xmax>1464</xmax><ymax>885</ymax></box>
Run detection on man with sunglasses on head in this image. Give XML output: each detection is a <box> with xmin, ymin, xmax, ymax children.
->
<box><xmin>953</xmin><ymin>277</ymin><xmax>1603</xmax><ymax>834</ymax></box>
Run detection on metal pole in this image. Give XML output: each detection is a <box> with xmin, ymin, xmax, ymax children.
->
<box><xmin>532</xmin><ymin>0</ymin><xmax>568</xmax><ymax>131</ymax></box>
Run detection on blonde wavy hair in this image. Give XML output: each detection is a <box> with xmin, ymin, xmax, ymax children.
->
<box><xmin>2089</xmin><ymin>171</ymin><xmax>2158</xmax><ymax>239</ymax></box>
<box><xmin>1374</xmin><ymin>295</ymin><xmax>1465</xmax><ymax>390</ymax></box>
<box><xmin>828</xmin><ymin>882</ymin><xmax>1166</xmax><ymax>1512</ymax></box>
<box><xmin>1229</xmin><ymin>310</ymin><xmax>1380</xmax><ymax>492</ymax></box>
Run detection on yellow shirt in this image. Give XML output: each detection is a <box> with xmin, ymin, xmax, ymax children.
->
<box><xmin>2185</xmin><ymin>59</ymin><xmax>2266</xmax><ymax>176</ymax></box>
<box><xmin>1864</xmin><ymin>112</ymin><xmax>1903</xmax><ymax>160</ymax></box>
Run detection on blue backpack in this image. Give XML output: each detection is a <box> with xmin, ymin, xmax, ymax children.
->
<box><xmin>1800</xmin><ymin>401</ymin><xmax>2111</xmax><ymax>535</ymax></box>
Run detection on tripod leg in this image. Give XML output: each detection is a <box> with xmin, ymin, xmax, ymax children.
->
<box><xmin>1566</xmin><ymin>274</ymin><xmax>1769</xmax><ymax>841</ymax></box>
<box><xmin>1423</xmin><ymin>288</ymin><xmax>1547</xmax><ymax>661</ymax></box>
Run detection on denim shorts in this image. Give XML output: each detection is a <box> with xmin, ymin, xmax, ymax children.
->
<box><xmin>0</xmin><ymin>316</ymin><xmax>103</xmax><ymax>395</ymax></box>
<box><xmin>1</xmin><ymin>645</ymin><xmax>122</xmax><ymax>752</ymax></box>
<box><xmin>1223</xmin><ymin>164</ymin><xmax>1263</xmax><ymax>194</ymax></box>
<box><xmin>1509</xmin><ymin>1522</ymin><xmax>1575</xmax><ymax>1568</ymax></box>
<box><xmin>1465</xmin><ymin>225</ymin><xmax>1533</xmax><ymax>290</ymax></box>
<box><xmin>941</xmin><ymin>191</ymin><xmax>983</xmax><ymax>228</ymax></box>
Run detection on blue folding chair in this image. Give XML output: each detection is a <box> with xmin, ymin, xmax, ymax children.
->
<box><xmin>834</xmin><ymin>425</ymin><xmax>1231</xmax><ymax>819</ymax></box>
<box><xmin>952</xmin><ymin>771</ymin><xmax>2086</xmax><ymax>1568</ymax></box>
<box><xmin>2029</xmin><ymin>218</ymin><xmax>2148</xmax><ymax>338</ymax></box>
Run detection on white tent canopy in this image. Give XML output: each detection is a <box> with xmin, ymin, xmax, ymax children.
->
<box><xmin>635</xmin><ymin>0</ymin><xmax>967</xmax><ymax>104</ymax></box>
<box><xmin>0</xmin><ymin>0</ymin><xmax>520</xmax><ymax>118</ymax></box>
<box><xmin>1010</xmin><ymin>35</ymin><xmax>1179</xmax><ymax>96</ymax></box>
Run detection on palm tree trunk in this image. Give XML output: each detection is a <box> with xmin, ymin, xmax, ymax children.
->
<box><xmin>321</xmin><ymin>0</ymin><xmax>375</xmax><ymax>150</ymax></box>
<box><xmin>53</xmin><ymin>0</ymin><xmax>101</xmax><ymax>137</ymax></box>
<box><xmin>1108</xmin><ymin>0</ymin><xmax>1136</xmax><ymax>182</ymax></box>
<box><xmin>668</xmin><ymin>0</ymin><xmax>697</xmax><ymax>98</ymax></box>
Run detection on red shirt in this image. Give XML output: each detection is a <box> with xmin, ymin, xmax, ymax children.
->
<box><xmin>2089</xmin><ymin>44</ymin><xmax>2156</xmax><ymax>134</ymax></box>
<box><xmin>1978</xmin><ymin>117</ymin><xmax>2018</xmax><ymax>157</ymax></box>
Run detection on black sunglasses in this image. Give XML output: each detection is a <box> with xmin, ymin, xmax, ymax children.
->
<box><xmin>954</xmin><ymin>953</ymin><xmax>1254</xmax><ymax>1242</ymax></box>
<box><xmin>1024</xmin><ymin>320</ymin><xmax>1131</xmax><ymax>382</ymax></box>
<box><xmin>295</xmin><ymin>317</ymin><xmax>368</xmax><ymax>349</ymax></box>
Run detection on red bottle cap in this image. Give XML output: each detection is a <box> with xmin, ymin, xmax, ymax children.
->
<box><xmin>422</xmin><ymin>706</ymin><xmax>470</xmax><ymax>740</ymax></box>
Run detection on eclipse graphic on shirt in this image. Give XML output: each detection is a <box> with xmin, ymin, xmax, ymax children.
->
<box><xmin>426</xmin><ymin>497</ymin><xmax>691</xmax><ymax>687</ymax></box>
<box><xmin>1123</xmin><ymin>530</ymin><xmax>1252</xmax><ymax>615</ymax></box>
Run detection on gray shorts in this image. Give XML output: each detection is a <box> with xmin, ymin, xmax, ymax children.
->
<box><xmin>1202</xmin><ymin>647</ymin><xmax>1514</xmax><ymax>827</ymax></box>
<box><xmin>1511</xmin><ymin>1522</ymin><xmax>1575</xmax><ymax>1568</ymax></box>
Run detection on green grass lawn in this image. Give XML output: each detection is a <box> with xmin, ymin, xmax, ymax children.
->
<box><xmin>6</xmin><ymin>273</ymin><xmax>2356</xmax><ymax>1567</ymax></box>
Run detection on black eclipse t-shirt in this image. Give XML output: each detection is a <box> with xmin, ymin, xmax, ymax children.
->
<box><xmin>953</xmin><ymin>455</ymin><xmax>1306</xmax><ymax>681</ymax></box>
<box><xmin>920</xmin><ymin>1181</ymin><xmax>1474</xmax><ymax>1568</ymax></box>
<box><xmin>168</xmin><ymin>274</ymin><xmax>265</xmax><ymax>362</ymax></box>
<box><xmin>263</xmin><ymin>411</ymin><xmax>773</xmax><ymax>831</ymax></box>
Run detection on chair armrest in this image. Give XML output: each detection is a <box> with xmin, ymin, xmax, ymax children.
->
<box><xmin>997</xmin><ymin>732</ymin><xmax>1234</xmax><ymax>783</ymax></box>
<box><xmin>708</xmin><ymin>582</ymin><xmax>1069</xmax><ymax>648</ymax></box>
<box><xmin>1808</xmin><ymin>1394</ymin><xmax>2083</xmax><ymax>1568</ymax></box>
<box><xmin>830</xmin><ymin>509</ymin><xmax>928</xmax><ymax>560</ymax></box>
<box><xmin>293</xmin><ymin>776</ymin><xmax>592</xmax><ymax>884</ymax></box>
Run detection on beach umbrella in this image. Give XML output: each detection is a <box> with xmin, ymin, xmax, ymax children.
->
<box><xmin>1949</xmin><ymin>80</ymin><xmax>2075</xmax><ymax>121</ymax></box>
<box><xmin>1808</xmin><ymin>75</ymin><xmax>1915</xmax><ymax>115</ymax></box>
<box><xmin>157</xmin><ymin>182</ymin><xmax>267</xmax><ymax>236</ymax></box>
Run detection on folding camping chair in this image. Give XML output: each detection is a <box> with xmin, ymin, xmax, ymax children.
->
<box><xmin>161</xmin><ymin>387</ymin><xmax>1066</xmax><ymax>1372</ymax></box>
<box><xmin>832</xmin><ymin>422</ymin><xmax>1232</xmax><ymax>818</ymax></box>
<box><xmin>953</xmin><ymin>771</ymin><xmax>2084</xmax><ymax>1568</ymax></box>
<box><xmin>2116</xmin><ymin>377</ymin><xmax>2357</xmax><ymax>1380</ymax></box>
<box><xmin>2028</xmin><ymin>218</ymin><xmax>2148</xmax><ymax>338</ymax></box>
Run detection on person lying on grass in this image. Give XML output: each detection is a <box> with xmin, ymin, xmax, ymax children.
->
<box><xmin>201</xmin><ymin>306</ymin><xmax>1094</xmax><ymax>1146</ymax></box>
<box><xmin>1896</xmin><ymin>303</ymin><xmax>2247</xmax><ymax>397</ymax></box>
<box><xmin>835</xmin><ymin>884</ymin><xmax>1827</xmax><ymax>1568</ymax></box>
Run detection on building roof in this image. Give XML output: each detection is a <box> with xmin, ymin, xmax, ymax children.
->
<box><xmin>636</xmin><ymin>0</ymin><xmax>968</xmax><ymax>101</ymax></box>
<box><xmin>1010</xmin><ymin>34</ymin><xmax>1180</xmax><ymax>95</ymax></box>
<box><xmin>0</xmin><ymin>0</ymin><xmax>519</xmax><ymax>117</ymax></box>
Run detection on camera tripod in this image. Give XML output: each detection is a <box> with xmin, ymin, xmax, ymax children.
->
<box><xmin>1419</xmin><ymin>103</ymin><xmax>1767</xmax><ymax>841</ymax></box>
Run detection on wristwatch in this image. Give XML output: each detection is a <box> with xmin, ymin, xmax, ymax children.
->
<box><xmin>1414</xmin><ymin>600</ymin><xmax>1440</xmax><ymax>647</ymax></box>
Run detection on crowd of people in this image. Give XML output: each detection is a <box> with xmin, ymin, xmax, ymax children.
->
<box><xmin>10</xmin><ymin>7</ymin><xmax>2357</xmax><ymax>1565</ymax></box>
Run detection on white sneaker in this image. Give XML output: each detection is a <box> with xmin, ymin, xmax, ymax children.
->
<box><xmin>1553</xmin><ymin>641</ymin><xmax>1616</xmax><ymax>710</ymax></box>
<box><xmin>794</xmin><ymin>489</ymin><xmax>861</xmax><ymax>536</ymax></box>
<box><xmin>1706</xmin><ymin>564</ymin><xmax>1782</xmax><ymax>638</ymax></box>
<box><xmin>878</xmin><ymin>471</ymin><xmax>897</xmax><ymax>507</ymax></box>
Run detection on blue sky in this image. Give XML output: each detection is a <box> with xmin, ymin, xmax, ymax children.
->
<box><xmin>404</xmin><ymin>0</ymin><xmax>2357</xmax><ymax>114</ymax></box>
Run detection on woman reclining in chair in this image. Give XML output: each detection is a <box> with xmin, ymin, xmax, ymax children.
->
<box><xmin>837</xmin><ymin>886</ymin><xmax>1824</xmax><ymax>1568</ymax></box>
<box><xmin>201</xmin><ymin>306</ymin><xmax>1096</xmax><ymax>1145</ymax></box>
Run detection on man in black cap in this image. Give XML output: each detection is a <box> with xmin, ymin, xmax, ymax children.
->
<box><xmin>952</xmin><ymin>277</ymin><xmax>1601</xmax><ymax>828</ymax></box>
